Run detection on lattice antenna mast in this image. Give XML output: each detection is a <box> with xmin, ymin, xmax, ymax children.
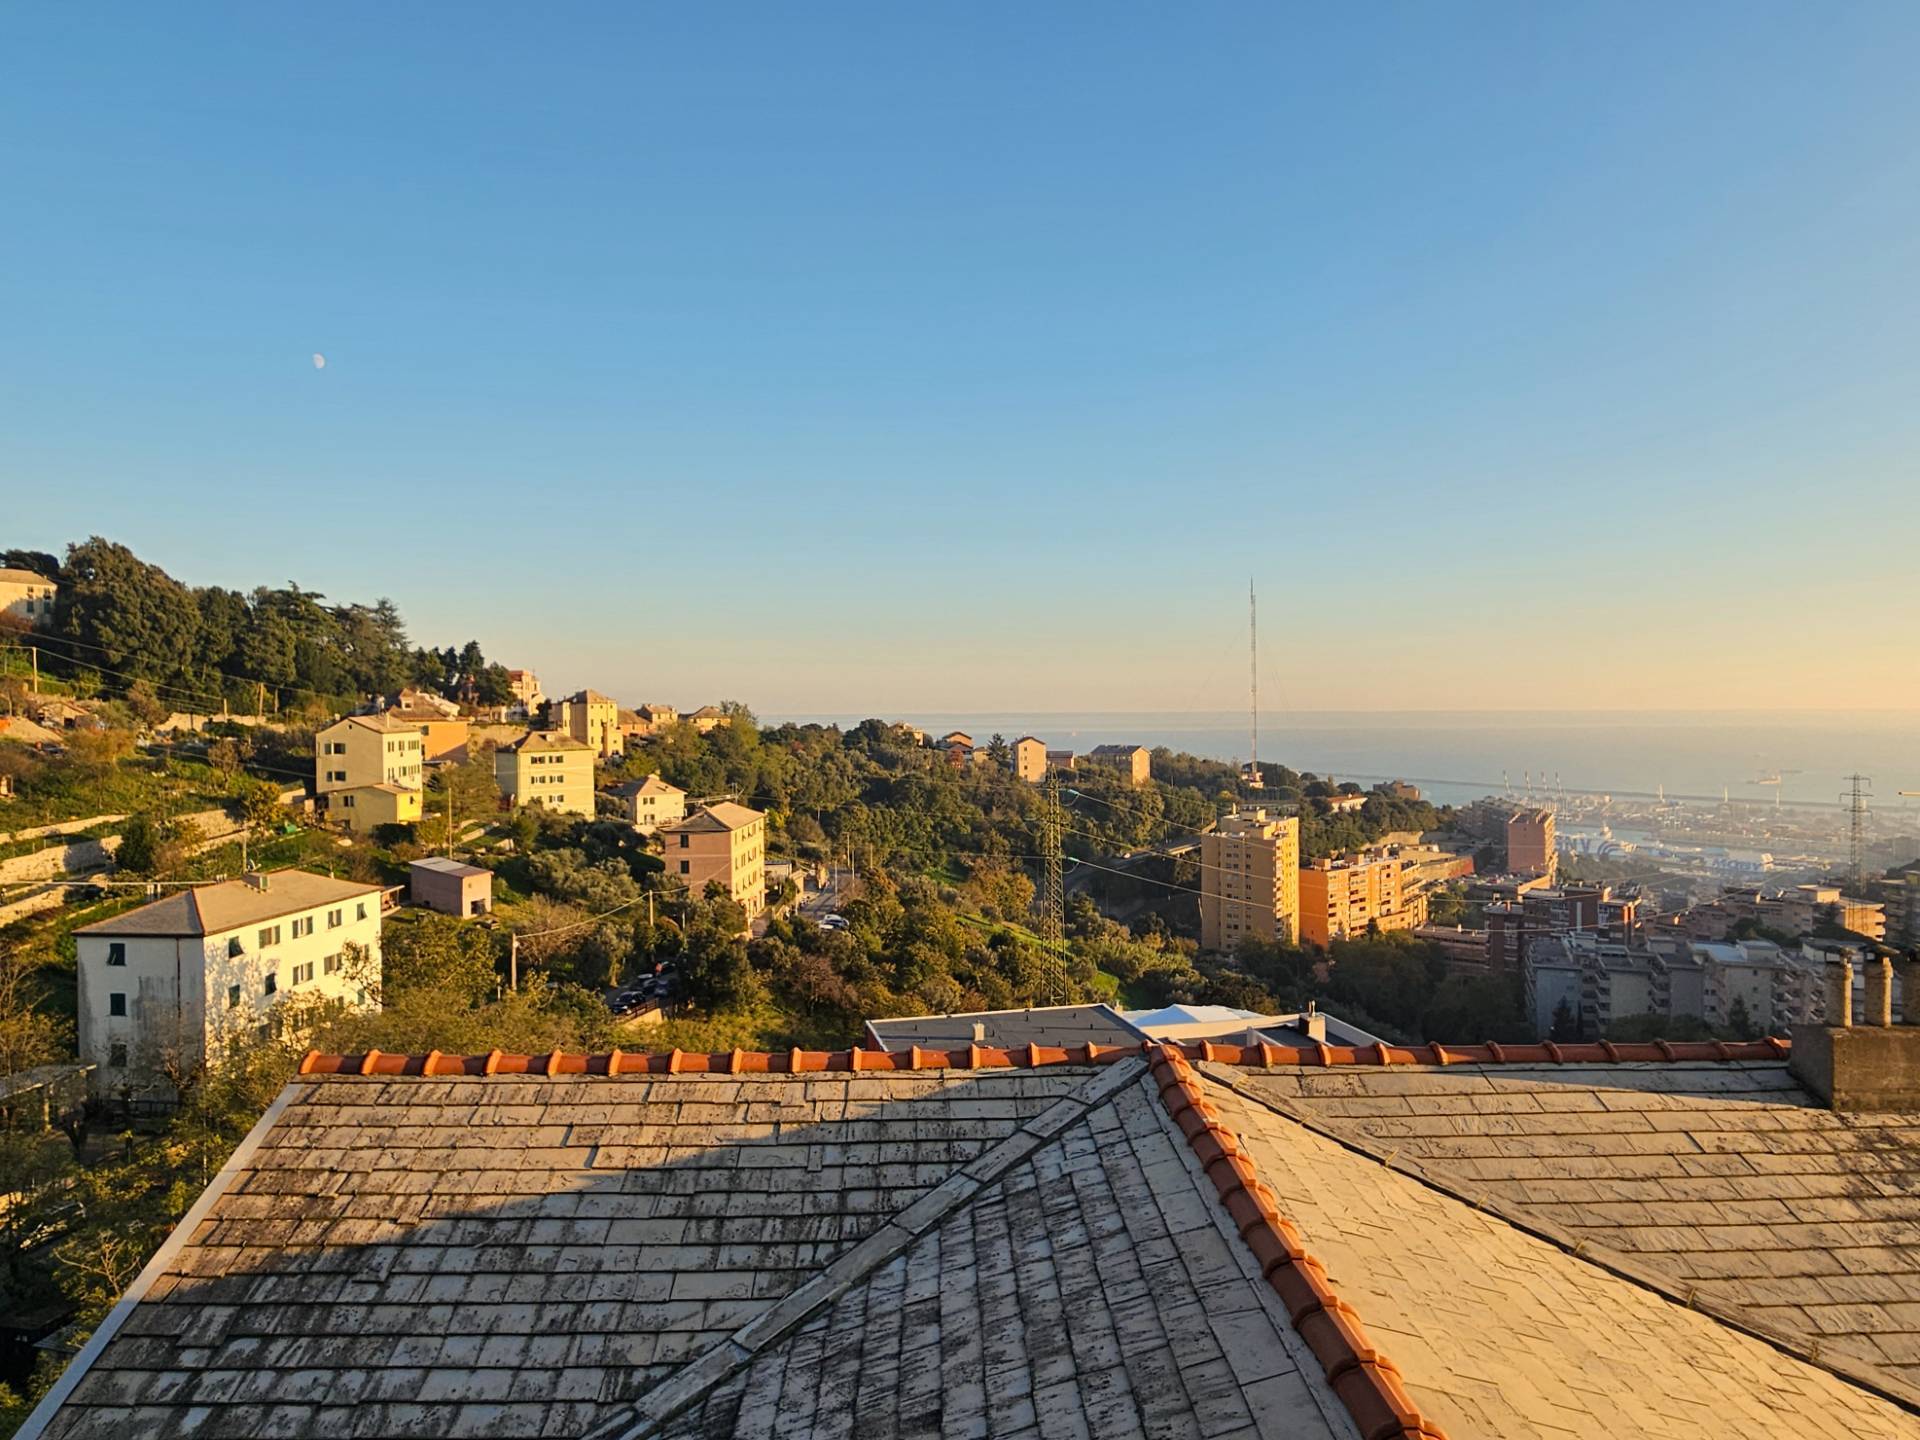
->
<box><xmin>1842</xmin><ymin>774</ymin><xmax>1872</xmax><ymax>887</ymax></box>
<box><xmin>1039</xmin><ymin>773</ymin><xmax>1067</xmax><ymax>996</ymax></box>
<box><xmin>1246</xmin><ymin>579</ymin><xmax>1262</xmax><ymax>791</ymax></box>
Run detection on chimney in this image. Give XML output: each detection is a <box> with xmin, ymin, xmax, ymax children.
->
<box><xmin>245</xmin><ymin>871</ymin><xmax>270</xmax><ymax>892</ymax></box>
<box><xmin>972</xmin><ymin>1022</ymin><xmax>987</xmax><ymax>1044</ymax></box>
<box><xmin>1791</xmin><ymin>953</ymin><xmax>1920</xmax><ymax>1111</ymax></box>
<box><xmin>1295</xmin><ymin>1003</ymin><xmax>1327</xmax><ymax>1044</ymax></box>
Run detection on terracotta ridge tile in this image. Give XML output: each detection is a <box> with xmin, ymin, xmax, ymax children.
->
<box><xmin>295</xmin><ymin>1035</ymin><xmax>1792</xmax><ymax>1077</ymax></box>
<box><xmin>1148</xmin><ymin>1043</ymin><xmax>1450</xmax><ymax>1440</ymax></box>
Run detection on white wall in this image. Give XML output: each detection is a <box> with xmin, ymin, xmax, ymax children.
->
<box><xmin>78</xmin><ymin>896</ymin><xmax>382</xmax><ymax>1090</ymax></box>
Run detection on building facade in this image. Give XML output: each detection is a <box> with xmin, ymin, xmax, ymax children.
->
<box><xmin>660</xmin><ymin>801</ymin><xmax>767</xmax><ymax>918</ymax></box>
<box><xmin>1506</xmin><ymin>808</ymin><xmax>1556</xmax><ymax>878</ymax></box>
<box><xmin>548</xmin><ymin>689</ymin><xmax>623</xmax><ymax>759</ymax></box>
<box><xmin>608</xmin><ymin>774</ymin><xmax>687</xmax><ymax>833</ymax></box>
<box><xmin>0</xmin><ymin>568</ymin><xmax>57</xmax><ymax>628</ymax></box>
<box><xmin>1298</xmin><ymin>853</ymin><xmax>1429</xmax><ymax>948</ymax></box>
<box><xmin>1012</xmin><ymin>736</ymin><xmax>1048</xmax><ymax>784</ymax></box>
<box><xmin>493</xmin><ymin>731</ymin><xmax>595</xmax><ymax>816</ymax></box>
<box><xmin>408</xmin><ymin>857</ymin><xmax>494</xmax><ymax>918</ymax></box>
<box><xmin>1199</xmin><ymin>809</ymin><xmax>1301</xmax><ymax>950</ymax></box>
<box><xmin>1087</xmin><ymin>744</ymin><xmax>1152</xmax><ymax>786</ymax></box>
<box><xmin>73</xmin><ymin>870</ymin><xmax>382</xmax><ymax>1091</ymax></box>
<box><xmin>315</xmin><ymin>713</ymin><xmax>425</xmax><ymax>832</ymax></box>
<box><xmin>505</xmin><ymin>669</ymin><xmax>544</xmax><ymax>719</ymax></box>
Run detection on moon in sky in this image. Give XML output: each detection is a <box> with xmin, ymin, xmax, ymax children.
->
<box><xmin>312</xmin><ymin>353</ymin><xmax>327</xmax><ymax>370</ymax></box>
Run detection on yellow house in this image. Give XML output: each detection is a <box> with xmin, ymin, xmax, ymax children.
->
<box><xmin>608</xmin><ymin>774</ymin><xmax>687</xmax><ymax>833</ymax></box>
<box><xmin>494</xmin><ymin>731</ymin><xmax>595</xmax><ymax>816</ymax></box>
<box><xmin>1012</xmin><ymin>736</ymin><xmax>1048</xmax><ymax>784</ymax></box>
<box><xmin>316</xmin><ymin>714</ymin><xmax>424</xmax><ymax>831</ymax></box>
<box><xmin>0</xmin><ymin>568</ymin><xmax>57</xmax><ymax>628</ymax></box>
<box><xmin>549</xmin><ymin>689</ymin><xmax>623</xmax><ymax>759</ymax></box>
<box><xmin>331</xmin><ymin>782</ymin><xmax>424</xmax><ymax>833</ymax></box>
<box><xmin>389</xmin><ymin>711</ymin><xmax>470</xmax><ymax>764</ymax></box>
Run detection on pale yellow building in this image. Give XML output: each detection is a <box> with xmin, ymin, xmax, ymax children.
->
<box><xmin>331</xmin><ymin>783</ymin><xmax>424</xmax><ymax>833</ymax></box>
<box><xmin>1200</xmin><ymin>809</ymin><xmax>1301</xmax><ymax>951</ymax></box>
<box><xmin>0</xmin><ymin>568</ymin><xmax>57</xmax><ymax>628</ymax></box>
<box><xmin>660</xmin><ymin>801</ymin><xmax>766</xmax><ymax>918</ymax></box>
<box><xmin>1088</xmin><ymin>744</ymin><xmax>1152</xmax><ymax>786</ymax></box>
<box><xmin>608</xmin><ymin>774</ymin><xmax>687</xmax><ymax>833</ymax></box>
<box><xmin>316</xmin><ymin>714</ymin><xmax>425</xmax><ymax>831</ymax></box>
<box><xmin>494</xmin><ymin>731</ymin><xmax>595</xmax><ymax>816</ymax></box>
<box><xmin>1299</xmin><ymin>853</ymin><xmax>1429</xmax><ymax>948</ymax></box>
<box><xmin>549</xmin><ymin>689</ymin><xmax>623</xmax><ymax>759</ymax></box>
<box><xmin>1012</xmin><ymin>736</ymin><xmax>1048</xmax><ymax>784</ymax></box>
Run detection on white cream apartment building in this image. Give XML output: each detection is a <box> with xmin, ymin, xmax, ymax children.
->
<box><xmin>73</xmin><ymin>870</ymin><xmax>382</xmax><ymax>1091</ymax></box>
<box><xmin>315</xmin><ymin>713</ymin><xmax>426</xmax><ymax>832</ymax></box>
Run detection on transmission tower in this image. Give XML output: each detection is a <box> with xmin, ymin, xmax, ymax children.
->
<box><xmin>1039</xmin><ymin>773</ymin><xmax>1066</xmax><ymax>995</ymax></box>
<box><xmin>1842</xmin><ymin>774</ymin><xmax>1872</xmax><ymax>887</ymax></box>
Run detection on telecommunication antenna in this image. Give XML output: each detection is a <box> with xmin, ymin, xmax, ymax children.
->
<box><xmin>1842</xmin><ymin>774</ymin><xmax>1872</xmax><ymax>887</ymax></box>
<box><xmin>1246</xmin><ymin>579</ymin><xmax>1262</xmax><ymax>791</ymax></box>
<box><xmin>1038</xmin><ymin>773</ymin><xmax>1067</xmax><ymax>997</ymax></box>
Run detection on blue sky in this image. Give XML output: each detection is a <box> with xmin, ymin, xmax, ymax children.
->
<box><xmin>5</xmin><ymin>3</ymin><xmax>1919</xmax><ymax>713</ymax></box>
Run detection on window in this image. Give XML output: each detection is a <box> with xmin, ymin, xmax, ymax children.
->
<box><xmin>679</xmin><ymin>834</ymin><xmax>689</xmax><ymax>848</ymax></box>
<box><xmin>228</xmin><ymin>936</ymin><xmax>245</xmax><ymax>957</ymax></box>
<box><xmin>108</xmin><ymin>992</ymin><xmax>127</xmax><ymax>1017</ymax></box>
<box><xmin>291</xmin><ymin>961</ymin><xmax>314</xmax><ymax>985</ymax></box>
<box><xmin>108</xmin><ymin>1042</ymin><xmax>127</xmax><ymax>1068</ymax></box>
<box><xmin>263</xmin><ymin>973</ymin><xmax>278</xmax><ymax>996</ymax></box>
<box><xmin>106</xmin><ymin>942</ymin><xmax>126</xmax><ymax>966</ymax></box>
<box><xmin>228</xmin><ymin>983</ymin><xmax>241</xmax><ymax>1009</ymax></box>
<box><xmin>356</xmin><ymin>902</ymin><xmax>368</xmax><ymax>921</ymax></box>
<box><xmin>291</xmin><ymin>916</ymin><xmax>314</xmax><ymax>939</ymax></box>
<box><xmin>258</xmin><ymin>925</ymin><xmax>281</xmax><ymax>948</ymax></box>
<box><xmin>680</xmin><ymin>860</ymin><xmax>690</xmax><ymax>875</ymax></box>
<box><xmin>340</xmin><ymin>794</ymin><xmax>356</xmax><ymax>808</ymax></box>
<box><xmin>323</xmin><ymin>952</ymin><xmax>342</xmax><ymax>975</ymax></box>
<box><xmin>327</xmin><ymin>909</ymin><xmax>342</xmax><ymax>929</ymax></box>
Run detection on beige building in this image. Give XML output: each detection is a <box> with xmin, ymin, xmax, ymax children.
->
<box><xmin>1507</xmin><ymin>808</ymin><xmax>1557</xmax><ymax>878</ymax></box>
<box><xmin>549</xmin><ymin>689</ymin><xmax>623</xmax><ymax>759</ymax></box>
<box><xmin>1012</xmin><ymin>736</ymin><xmax>1048</xmax><ymax>784</ymax></box>
<box><xmin>388</xmin><ymin>711</ymin><xmax>469</xmax><ymax>764</ymax></box>
<box><xmin>1299</xmin><ymin>853</ymin><xmax>1429</xmax><ymax>948</ymax></box>
<box><xmin>0</xmin><ymin>568</ymin><xmax>57</xmax><ymax>628</ymax></box>
<box><xmin>660</xmin><ymin>801</ymin><xmax>767</xmax><ymax>917</ymax></box>
<box><xmin>505</xmin><ymin>669</ymin><xmax>544</xmax><ymax>719</ymax></box>
<box><xmin>608</xmin><ymin>773</ymin><xmax>687</xmax><ymax>833</ymax></box>
<box><xmin>73</xmin><ymin>869</ymin><xmax>382</xmax><ymax>1091</ymax></box>
<box><xmin>1088</xmin><ymin>744</ymin><xmax>1151</xmax><ymax>786</ymax></box>
<box><xmin>316</xmin><ymin>713</ymin><xmax>425</xmax><ymax>831</ymax></box>
<box><xmin>1199</xmin><ymin>809</ymin><xmax>1301</xmax><ymax>950</ymax></box>
<box><xmin>686</xmin><ymin>705</ymin><xmax>730</xmax><ymax>735</ymax></box>
<box><xmin>493</xmin><ymin>731</ymin><xmax>595</xmax><ymax>816</ymax></box>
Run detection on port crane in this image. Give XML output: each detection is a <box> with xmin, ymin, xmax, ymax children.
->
<box><xmin>1746</xmin><ymin>769</ymin><xmax>1804</xmax><ymax>811</ymax></box>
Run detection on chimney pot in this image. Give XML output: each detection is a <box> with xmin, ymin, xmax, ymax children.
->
<box><xmin>1864</xmin><ymin>957</ymin><xmax>1894</xmax><ymax>1028</ymax></box>
<box><xmin>1825</xmin><ymin>956</ymin><xmax>1854</xmax><ymax>1027</ymax></box>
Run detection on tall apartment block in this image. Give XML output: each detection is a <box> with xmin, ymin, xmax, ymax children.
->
<box><xmin>1199</xmin><ymin>809</ymin><xmax>1300</xmax><ymax>950</ymax></box>
<box><xmin>1506</xmin><ymin>808</ymin><xmax>1557</xmax><ymax>879</ymax></box>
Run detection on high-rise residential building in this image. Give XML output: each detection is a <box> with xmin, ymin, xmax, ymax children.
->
<box><xmin>1199</xmin><ymin>809</ymin><xmax>1300</xmax><ymax>950</ymax></box>
<box><xmin>1506</xmin><ymin>808</ymin><xmax>1556</xmax><ymax>878</ymax></box>
<box><xmin>1299</xmin><ymin>853</ymin><xmax>1428</xmax><ymax>948</ymax></box>
<box><xmin>1011</xmin><ymin>736</ymin><xmax>1048</xmax><ymax>784</ymax></box>
<box><xmin>549</xmin><ymin>689</ymin><xmax>623</xmax><ymax>758</ymax></box>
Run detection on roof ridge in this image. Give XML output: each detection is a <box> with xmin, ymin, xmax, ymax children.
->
<box><xmin>1147</xmin><ymin>1043</ymin><xmax>1447</xmax><ymax>1440</ymax></box>
<box><xmin>296</xmin><ymin>1036</ymin><xmax>1794</xmax><ymax>1077</ymax></box>
<box><xmin>1193</xmin><ymin>1059</ymin><xmax>1920</xmax><ymax>1418</ymax></box>
<box><xmin>585</xmin><ymin>1057</ymin><xmax>1152</xmax><ymax>1440</ymax></box>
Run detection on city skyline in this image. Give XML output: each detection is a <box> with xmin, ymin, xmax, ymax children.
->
<box><xmin>7</xmin><ymin>4</ymin><xmax>1920</xmax><ymax>711</ymax></box>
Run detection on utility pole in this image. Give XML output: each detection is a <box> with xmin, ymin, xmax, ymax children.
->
<box><xmin>1038</xmin><ymin>773</ymin><xmax>1066</xmax><ymax>997</ymax></box>
<box><xmin>1842</xmin><ymin>774</ymin><xmax>1873</xmax><ymax>888</ymax></box>
<box><xmin>510</xmin><ymin>933</ymin><xmax>519</xmax><ymax>992</ymax></box>
<box><xmin>29</xmin><ymin>646</ymin><xmax>36</xmax><ymax>696</ymax></box>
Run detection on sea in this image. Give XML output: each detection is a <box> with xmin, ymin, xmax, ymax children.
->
<box><xmin>770</xmin><ymin>709</ymin><xmax>1920</xmax><ymax>815</ymax></box>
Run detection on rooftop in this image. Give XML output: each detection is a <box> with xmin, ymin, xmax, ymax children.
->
<box><xmin>408</xmin><ymin>857</ymin><xmax>490</xmax><ymax>879</ymax></box>
<box><xmin>73</xmin><ymin>871</ymin><xmax>382</xmax><ymax>938</ymax></box>
<box><xmin>660</xmin><ymin>800</ymin><xmax>763</xmax><ymax>834</ymax></box>
<box><xmin>501</xmin><ymin>731</ymin><xmax>592</xmax><ymax>754</ymax></box>
<box><xmin>0</xmin><ymin>567</ymin><xmax>56</xmax><ymax>585</ymax></box>
<box><xmin>24</xmin><ymin>1035</ymin><xmax>1920</xmax><ymax>1440</ymax></box>
<box><xmin>606</xmin><ymin>775</ymin><xmax>685</xmax><ymax>799</ymax></box>
<box><xmin>18</xmin><ymin>1036</ymin><xmax>1920</xmax><ymax>1440</ymax></box>
<box><xmin>864</xmin><ymin>1002</ymin><xmax>1147</xmax><ymax>1052</ymax></box>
